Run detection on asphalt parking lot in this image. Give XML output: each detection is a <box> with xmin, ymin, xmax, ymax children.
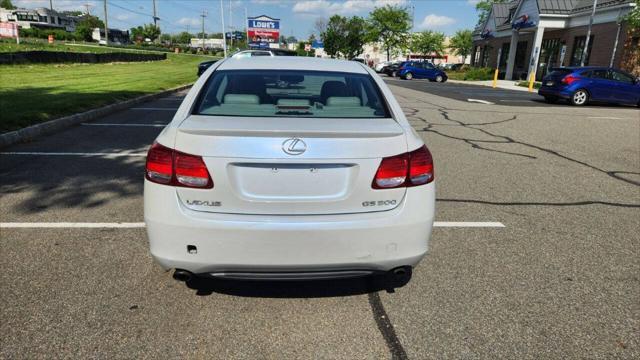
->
<box><xmin>1</xmin><ymin>85</ymin><xmax>639</xmax><ymax>358</ymax></box>
<box><xmin>385</xmin><ymin>76</ymin><xmax>640</xmax><ymax>108</ymax></box>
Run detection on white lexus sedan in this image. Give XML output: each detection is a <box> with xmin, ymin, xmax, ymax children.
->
<box><xmin>144</xmin><ymin>57</ymin><xmax>435</xmax><ymax>288</ymax></box>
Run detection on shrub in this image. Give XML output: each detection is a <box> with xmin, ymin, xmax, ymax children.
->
<box><xmin>462</xmin><ymin>67</ymin><xmax>494</xmax><ymax>81</ymax></box>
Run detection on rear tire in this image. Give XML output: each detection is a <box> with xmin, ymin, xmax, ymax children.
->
<box><xmin>570</xmin><ymin>89</ymin><xmax>589</xmax><ymax>106</ymax></box>
<box><xmin>391</xmin><ymin>70</ymin><xmax>397</xmax><ymax>77</ymax></box>
<box><xmin>544</xmin><ymin>96</ymin><xmax>558</xmax><ymax>104</ymax></box>
<box><xmin>435</xmin><ymin>75</ymin><xmax>444</xmax><ymax>83</ymax></box>
<box><xmin>404</xmin><ymin>72</ymin><xmax>413</xmax><ymax>80</ymax></box>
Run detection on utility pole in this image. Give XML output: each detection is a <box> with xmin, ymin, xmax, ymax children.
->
<box><xmin>245</xmin><ymin>7</ymin><xmax>248</xmax><ymax>48</ymax></box>
<box><xmin>49</xmin><ymin>0</ymin><xmax>53</xmax><ymax>12</ymax></box>
<box><xmin>220</xmin><ymin>0</ymin><xmax>227</xmax><ymax>57</ymax></box>
<box><xmin>103</xmin><ymin>0</ymin><xmax>109</xmax><ymax>46</ymax></box>
<box><xmin>83</xmin><ymin>3</ymin><xmax>91</xmax><ymax>15</ymax></box>
<box><xmin>200</xmin><ymin>10</ymin><xmax>207</xmax><ymax>51</ymax></box>
<box><xmin>229</xmin><ymin>0</ymin><xmax>233</xmax><ymax>48</ymax></box>
<box><xmin>152</xmin><ymin>0</ymin><xmax>158</xmax><ymax>28</ymax></box>
<box><xmin>581</xmin><ymin>0</ymin><xmax>597</xmax><ymax>66</ymax></box>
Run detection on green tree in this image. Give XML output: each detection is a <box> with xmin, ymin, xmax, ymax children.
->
<box><xmin>321</xmin><ymin>15</ymin><xmax>347</xmax><ymax>58</ymax></box>
<box><xmin>475</xmin><ymin>0</ymin><xmax>509</xmax><ymax>25</ymax></box>
<box><xmin>449</xmin><ymin>29</ymin><xmax>473</xmax><ymax>59</ymax></box>
<box><xmin>321</xmin><ymin>15</ymin><xmax>367</xmax><ymax>59</ymax></box>
<box><xmin>142</xmin><ymin>24</ymin><xmax>161</xmax><ymax>41</ymax></box>
<box><xmin>160</xmin><ymin>33</ymin><xmax>171</xmax><ymax>43</ymax></box>
<box><xmin>624</xmin><ymin>0</ymin><xmax>640</xmax><ymax>29</ymax></box>
<box><xmin>75</xmin><ymin>15</ymin><xmax>104</xmax><ymax>42</ymax></box>
<box><xmin>0</xmin><ymin>0</ymin><xmax>16</xmax><ymax>9</ymax></box>
<box><xmin>411</xmin><ymin>30</ymin><xmax>445</xmax><ymax>58</ymax></box>
<box><xmin>286</xmin><ymin>35</ymin><xmax>297</xmax><ymax>43</ymax></box>
<box><xmin>130</xmin><ymin>26</ymin><xmax>144</xmax><ymax>42</ymax></box>
<box><xmin>172</xmin><ymin>31</ymin><xmax>193</xmax><ymax>44</ymax></box>
<box><xmin>367</xmin><ymin>5</ymin><xmax>412</xmax><ymax>61</ymax></box>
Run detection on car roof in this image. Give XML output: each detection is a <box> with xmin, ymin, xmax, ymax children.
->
<box><xmin>216</xmin><ymin>56</ymin><xmax>369</xmax><ymax>74</ymax></box>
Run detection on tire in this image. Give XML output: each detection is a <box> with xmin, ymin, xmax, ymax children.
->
<box><xmin>391</xmin><ymin>70</ymin><xmax>397</xmax><ymax>77</ymax></box>
<box><xmin>570</xmin><ymin>89</ymin><xmax>589</xmax><ymax>106</ymax></box>
<box><xmin>435</xmin><ymin>75</ymin><xmax>444</xmax><ymax>83</ymax></box>
<box><xmin>404</xmin><ymin>72</ymin><xmax>413</xmax><ymax>80</ymax></box>
<box><xmin>544</xmin><ymin>96</ymin><xmax>558</xmax><ymax>104</ymax></box>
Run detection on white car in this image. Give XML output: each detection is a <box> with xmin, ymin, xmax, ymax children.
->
<box><xmin>374</xmin><ymin>61</ymin><xmax>391</xmax><ymax>73</ymax></box>
<box><xmin>144</xmin><ymin>57</ymin><xmax>435</xmax><ymax>288</ymax></box>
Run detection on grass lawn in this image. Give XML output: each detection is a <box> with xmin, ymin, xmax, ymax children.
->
<box><xmin>0</xmin><ymin>52</ymin><xmax>218</xmax><ymax>133</ymax></box>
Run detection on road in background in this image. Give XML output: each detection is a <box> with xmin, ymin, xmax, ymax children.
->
<box><xmin>1</xmin><ymin>86</ymin><xmax>638</xmax><ymax>358</ymax></box>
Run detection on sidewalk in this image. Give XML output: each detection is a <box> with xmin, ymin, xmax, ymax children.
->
<box><xmin>447</xmin><ymin>79</ymin><xmax>533</xmax><ymax>92</ymax></box>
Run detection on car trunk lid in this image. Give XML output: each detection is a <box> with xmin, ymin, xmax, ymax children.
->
<box><xmin>173</xmin><ymin>115</ymin><xmax>408</xmax><ymax>215</ymax></box>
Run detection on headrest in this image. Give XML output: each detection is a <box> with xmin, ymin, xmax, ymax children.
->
<box><xmin>326</xmin><ymin>97</ymin><xmax>361</xmax><ymax>106</ymax></box>
<box><xmin>223</xmin><ymin>94</ymin><xmax>260</xmax><ymax>105</ymax></box>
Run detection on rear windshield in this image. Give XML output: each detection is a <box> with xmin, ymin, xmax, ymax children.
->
<box><xmin>547</xmin><ymin>68</ymin><xmax>573</xmax><ymax>77</ymax></box>
<box><xmin>193</xmin><ymin>70</ymin><xmax>390</xmax><ymax>118</ymax></box>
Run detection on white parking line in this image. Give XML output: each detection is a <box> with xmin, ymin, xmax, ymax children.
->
<box><xmin>131</xmin><ymin>107</ymin><xmax>178</xmax><ymax>111</ymax></box>
<box><xmin>1</xmin><ymin>223</ymin><xmax>146</xmax><ymax>228</ymax></box>
<box><xmin>467</xmin><ymin>99</ymin><xmax>495</xmax><ymax>105</ymax></box>
<box><xmin>587</xmin><ymin>116</ymin><xmax>623</xmax><ymax>120</ymax></box>
<box><xmin>81</xmin><ymin>123</ymin><xmax>165</xmax><ymax>127</ymax></box>
<box><xmin>0</xmin><ymin>152</ymin><xmax>146</xmax><ymax>157</ymax></box>
<box><xmin>433</xmin><ymin>222</ymin><xmax>504</xmax><ymax>228</ymax></box>
<box><xmin>0</xmin><ymin>222</ymin><xmax>505</xmax><ymax>228</ymax></box>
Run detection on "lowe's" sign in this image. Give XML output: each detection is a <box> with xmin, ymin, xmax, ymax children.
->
<box><xmin>248</xmin><ymin>15</ymin><xmax>280</xmax><ymax>30</ymax></box>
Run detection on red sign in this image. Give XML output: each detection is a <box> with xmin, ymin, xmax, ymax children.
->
<box><xmin>0</xmin><ymin>22</ymin><xmax>18</xmax><ymax>38</ymax></box>
<box><xmin>247</xmin><ymin>28</ymin><xmax>279</xmax><ymax>43</ymax></box>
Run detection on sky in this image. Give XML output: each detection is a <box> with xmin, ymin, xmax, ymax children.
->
<box><xmin>13</xmin><ymin>0</ymin><xmax>481</xmax><ymax>38</ymax></box>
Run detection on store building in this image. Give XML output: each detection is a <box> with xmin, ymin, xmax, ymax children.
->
<box><xmin>472</xmin><ymin>0</ymin><xmax>639</xmax><ymax>80</ymax></box>
<box><xmin>0</xmin><ymin>7</ymin><xmax>80</xmax><ymax>32</ymax></box>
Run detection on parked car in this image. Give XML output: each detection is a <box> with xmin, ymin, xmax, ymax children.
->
<box><xmin>199</xmin><ymin>49</ymin><xmax>298</xmax><ymax>76</ymax></box>
<box><xmin>398</xmin><ymin>61</ymin><xmax>448</xmax><ymax>82</ymax></box>
<box><xmin>381</xmin><ymin>62</ymin><xmax>402</xmax><ymax>77</ymax></box>
<box><xmin>145</xmin><ymin>57</ymin><xmax>436</xmax><ymax>288</ymax></box>
<box><xmin>538</xmin><ymin>67</ymin><xmax>640</xmax><ymax>106</ymax></box>
<box><xmin>197</xmin><ymin>59</ymin><xmax>219</xmax><ymax>76</ymax></box>
<box><xmin>375</xmin><ymin>61</ymin><xmax>392</xmax><ymax>73</ymax></box>
<box><xmin>232</xmin><ymin>49</ymin><xmax>297</xmax><ymax>59</ymax></box>
<box><xmin>439</xmin><ymin>63</ymin><xmax>463</xmax><ymax>71</ymax></box>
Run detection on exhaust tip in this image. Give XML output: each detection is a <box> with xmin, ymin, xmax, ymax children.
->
<box><xmin>173</xmin><ymin>269</ymin><xmax>193</xmax><ymax>282</ymax></box>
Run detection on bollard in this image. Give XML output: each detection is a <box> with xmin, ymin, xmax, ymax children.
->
<box><xmin>492</xmin><ymin>69</ymin><xmax>499</xmax><ymax>88</ymax></box>
<box><xmin>528</xmin><ymin>71</ymin><xmax>536</xmax><ymax>92</ymax></box>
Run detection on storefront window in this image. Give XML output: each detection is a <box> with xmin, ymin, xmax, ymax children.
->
<box><xmin>570</xmin><ymin>35</ymin><xmax>594</xmax><ymax>66</ymax></box>
<box><xmin>499</xmin><ymin>43</ymin><xmax>510</xmax><ymax>68</ymax></box>
<box><xmin>515</xmin><ymin>41</ymin><xmax>527</xmax><ymax>69</ymax></box>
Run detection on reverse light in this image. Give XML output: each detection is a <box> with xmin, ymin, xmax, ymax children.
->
<box><xmin>145</xmin><ymin>142</ymin><xmax>213</xmax><ymax>188</ymax></box>
<box><xmin>373</xmin><ymin>145</ymin><xmax>434</xmax><ymax>189</ymax></box>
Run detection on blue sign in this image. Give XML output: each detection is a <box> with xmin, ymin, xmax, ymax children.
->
<box><xmin>248</xmin><ymin>16</ymin><xmax>280</xmax><ymax>30</ymax></box>
<box><xmin>311</xmin><ymin>40</ymin><xmax>324</xmax><ymax>49</ymax></box>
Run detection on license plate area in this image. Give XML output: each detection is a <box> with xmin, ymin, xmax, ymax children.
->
<box><xmin>227</xmin><ymin>163</ymin><xmax>356</xmax><ymax>200</ymax></box>
<box><xmin>545</xmin><ymin>81</ymin><xmax>555</xmax><ymax>86</ymax></box>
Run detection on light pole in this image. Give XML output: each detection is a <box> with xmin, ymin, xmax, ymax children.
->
<box><xmin>581</xmin><ymin>0</ymin><xmax>597</xmax><ymax>66</ymax></box>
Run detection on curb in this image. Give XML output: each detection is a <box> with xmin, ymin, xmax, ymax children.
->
<box><xmin>446</xmin><ymin>79</ymin><xmax>531</xmax><ymax>92</ymax></box>
<box><xmin>0</xmin><ymin>84</ymin><xmax>192</xmax><ymax>149</ymax></box>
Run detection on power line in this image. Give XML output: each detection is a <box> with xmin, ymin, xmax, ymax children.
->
<box><xmin>107</xmin><ymin>1</ymin><xmax>153</xmax><ymax>19</ymax></box>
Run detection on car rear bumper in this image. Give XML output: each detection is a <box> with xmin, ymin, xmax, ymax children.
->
<box><xmin>538</xmin><ymin>87</ymin><xmax>571</xmax><ymax>99</ymax></box>
<box><xmin>144</xmin><ymin>180</ymin><xmax>435</xmax><ymax>275</ymax></box>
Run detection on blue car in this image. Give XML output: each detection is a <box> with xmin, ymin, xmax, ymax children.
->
<box><xmin>538</xmin><ymin>67</ymin><xmax>640</xmax><ymax>107</ymax></box>
<box><xmin>398</xmin><ymin>61</ymin><xmax>448</xmax><ymax>82</ymax></box>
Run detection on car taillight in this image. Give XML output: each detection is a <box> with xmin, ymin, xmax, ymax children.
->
<box><xmin>373</xmin><ymin>145</ymin><xmax>434</xmax><ymax>189</ymax></box>
<box><xmin>561</xmin><ymin>74</ymin><xmax>578</xmax><ymax>85</ymax></box>
<box><xmin>145</xmin><ymin>142</ymin><xmax>213</xmax><ymax>188</ymax></box>
<box><xmin>399</xmin><ymin>66</ymin><xmax>405</xmax><ymax>70</ymax></box>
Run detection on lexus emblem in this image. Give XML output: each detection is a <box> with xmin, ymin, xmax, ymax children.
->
<box><xmin>282</xmin><ymin>138</ymin><xmax>307</xmax><ymax>155</ymax></box>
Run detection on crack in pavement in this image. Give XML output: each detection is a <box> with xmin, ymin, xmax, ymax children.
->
<box><xmin>401</xmin><ymin>99</ymin><xmax>640</xmax><ymax>187</ymax></box>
